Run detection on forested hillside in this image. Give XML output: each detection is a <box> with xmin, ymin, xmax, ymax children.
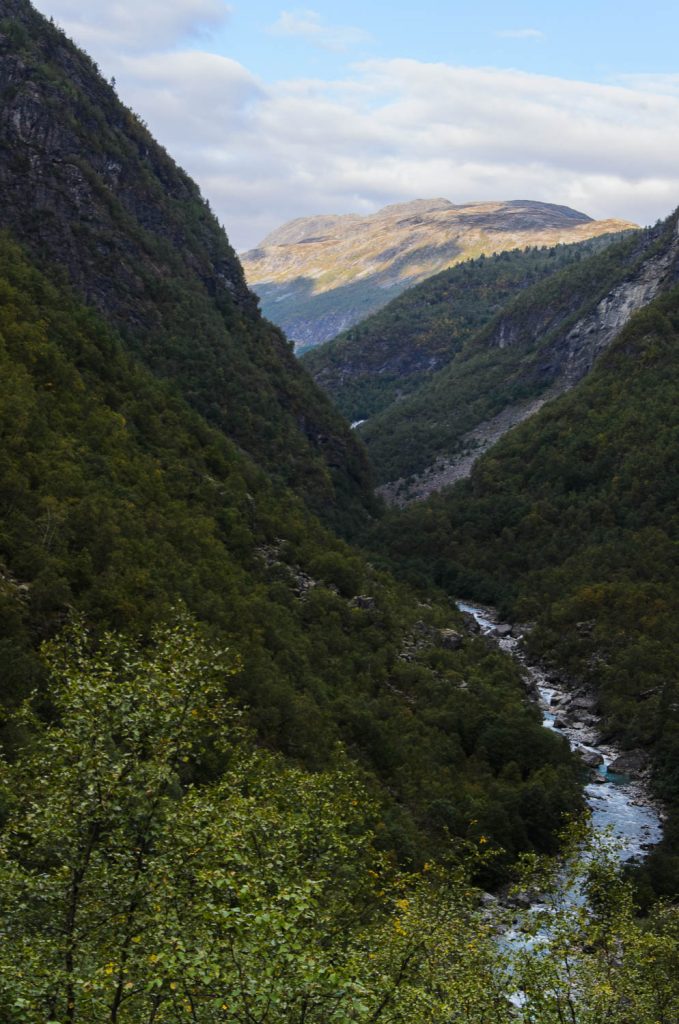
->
<box><xmin>0</xmin><ymin>0</ymin><xmax>374</xmax><ymax>530</ymax></box>
<box><xmin>1</xmin><ymin>2</ymin><xmax>679</xmax><ymax>1018</ymax></box>
<box><xmin>302</xmin><ymin>235</ymin><xmax>629</xmax><ymax>424</ymax></box>
<box><xmin>370</xmin><ymin>285</ymin><xmax>679</xmax><ymax>895</ymax></box>
<box><xmin>353</xmin><ymin>215</ymin><xmax>679</xmax><ymax>491</ymax></box>
<box><xmin>0</xmin><ymin>233</ymin><xmax>584</xmax><ymax>869</ymax></box>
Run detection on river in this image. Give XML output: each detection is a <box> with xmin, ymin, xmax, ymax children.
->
<box><xmin>457</xmin><ymin>601</ymin><xmax>663</xmax><ymax>863</ymax></box>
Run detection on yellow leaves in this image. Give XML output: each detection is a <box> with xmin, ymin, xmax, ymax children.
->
<box><xmin>104</xmin><ymin>962</ymin><xmax>116</xmax><ymax>975</ymax></box>
<box><xmin>395</xmin><ymin>898</ymin><xmax>410</xmax><ymax>911</ymax></box>
<box><xmin>149</xmin><ymin>953</ymin><xmax>159</xmax><ymax>964</ymax></box>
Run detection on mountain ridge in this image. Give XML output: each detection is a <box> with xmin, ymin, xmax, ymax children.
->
<box><xmin>241</xmin><ymin>198</ymin><xmax>637</xmax><ymax>350</ymax></box>
<box><xmin>350</xmin><ymin>211</ymin><xmax>679</xmax><ymax>496</ymax></box>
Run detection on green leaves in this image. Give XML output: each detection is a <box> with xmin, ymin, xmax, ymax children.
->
<box><xmin>1</xmin><ymin>620</ymin><xmax>678</xmax><ymax>1023</ymax></box>
<box><xmin>0</xmin><ymin>619</ymin><xmax>506</xmax><ymax>1023</ymax></box>
<box><xmin>506</xmin><ymin>826</ymin><xmax>679</xmax><ymax>1024</ymax></box>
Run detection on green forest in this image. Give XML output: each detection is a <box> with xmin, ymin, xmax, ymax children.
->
<box><xmin>340</xmin><ymin>223</ymin><xmax>672</xmax><ymax>486</ymax></box>
<box><xmin>7</xmin><ymin>231</ymin><xmax>675</xmax><ymax>1022</ymax></box>
<box><xmin>369</xmin><ymin>286</ymin><xmax>679</xmax><ymax>897</ymax></box>
<box><xmin>302</xmin><ymin>234</ymin><xmax>630</xmax><ymax>425</ymax></box>
<box><xmin>0</xmin><ymin>234</ymin><xmax>583</xmax><ymax>872</ymax></box>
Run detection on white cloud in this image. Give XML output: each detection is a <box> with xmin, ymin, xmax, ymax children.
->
<box><xmin>496</xmin><ymin>28</ymin><xmax>545</xmax><ymax>40</ymax></box>
<box><xmin>268</xmin><ymin>9</ymin><xmax>370</xmax><ymax>52</ymax></box>
<box><xmin>37</xmin><ymin>0</ymin><xmax>230</xmax><ymax>53</ymax></box>
<box><xmin>131</xmin><ymin>58</ymin><xmax>676</xmax><ymax>249</ymax></box>
<box><xmin>26</xmin><ymin>5</ymin><xmax>679</xmax><ymax>249</ymax></box>
<box><xmin>615</xmin><ymin>73</ymin><xmax>679</xmax><ymax>96</ymax></box>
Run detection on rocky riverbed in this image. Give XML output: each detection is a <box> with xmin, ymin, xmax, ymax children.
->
<box><xmin>458</xmin><ymin>601</ymin><xmax>664</xmax><ymax>863</ymax></box>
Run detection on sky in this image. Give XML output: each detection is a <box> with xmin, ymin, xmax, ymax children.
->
<box><xmin>34</xmin><ymin>1</ymin><xmax>679</xmax><ymax>250</ymax></box>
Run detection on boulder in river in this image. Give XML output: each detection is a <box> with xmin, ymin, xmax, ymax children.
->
<box><xmin>492</xmin><ymin>623</ymin><xmax>513</xmax><ymax>638</ymax></box>
<box><xmin>460</xmin><ymin>612</ymin><xmax>481</xmax><ymax>634</ymax></box>
<box><xmin>609</xmin><ymin>750</ymin><xmax>647</xmax><ymax>775</ymax></box>
<box><xmin>570</xmin><ymin>696</ymin><xmax>597</xmax><ymax>712</ymax></box>
<box><xmin>577</xmin><ymin>747</ymin><xmax>604</xmax><ymax>768</ymax></box>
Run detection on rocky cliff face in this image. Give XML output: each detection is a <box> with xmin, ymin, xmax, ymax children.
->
<box><xmin>241</xmin><ymin>199</ymin><xmax>637</xmax><ymax>350</ymax></box>
<box><xmin>547</xmin><ymin>222</ymin><xmax>679</xmax><ymax>388</ymax></box>
<box><xmin>0</xmin><ymin>2</ymin><xmax>254</xmax><ymax>320</ymax></box>
<box><xmin>0</xmin><ymin>0</ymin><xmax>375</xmax><ymax>524</ymax></box>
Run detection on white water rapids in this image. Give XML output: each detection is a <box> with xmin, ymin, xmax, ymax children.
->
<box><xmin>457</xmin><ymin>601</ymin><xmax>663</xmax><ymax>863</ymax></box>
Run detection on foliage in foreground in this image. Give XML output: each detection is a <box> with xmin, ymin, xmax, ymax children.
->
<box><xmin>509</xmin><ymin>826</ymin><xmax>679</xmax><ymax>1024</ymax></box>
<box><xmin>0</xmin><ymin>620</ymin><xmax>678</xmax><ymax>1024</ymax></box>
<box><xmin>0</xmin><ymin>618</ymin><xmax>505</xmax><ymax>1023</ymax></box>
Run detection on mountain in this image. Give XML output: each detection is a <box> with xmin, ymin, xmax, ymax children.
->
<box><xmin>351</xmin><ymin>212</ymin><xmax>679</xmax><ymax>498</ymax></box>
<box><xmin>0</xmin><ymin>0</ymin><xmax>375</xmax><ymax>531</ymax></box>
<box><xmin>301</xmin><ymin>234</ymin><xmax>629</xmax><ymax>424</ymax></box>
<box><xmin>370</xmin><ymin>278</ymin><xmax>679</xmax><ymax>895</ymax></box>
<box><xmin>241</xmin><ymin>199</ymin><xmax>637</xmax><ymax>351</ymax></box>
<box><xmin>0</xmin><ymin>0</ymin><xmax>584</xmax><ymax>873</ymax></box>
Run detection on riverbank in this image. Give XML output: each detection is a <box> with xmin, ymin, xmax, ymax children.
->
<box><xmin>458</xmin><ymin>601</ymin><xmax>664</xmax><ymax>864</ymax></box>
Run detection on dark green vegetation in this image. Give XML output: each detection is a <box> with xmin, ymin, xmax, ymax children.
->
<box><xmin>3</xmin><ymin>621</ymin><xmax>678</xmax><ymax>1023</ymax></box>
<box><xmin>302</xmin><ymin>236</ymin><xmax>628</xmax><ymax>424</ymax></box>
<box><xmin>0</xmin><ymin>0</ymin><xmax>374</xmax><ymax>532</ymax></box>
<box><xmin>0</xmin><ymin>233</ymin><xmax>582</xmax><ymax>869</ymax></box>
<box><xmin>347</xmin><ymin>219</ymin><xmax>677</xmax><ymax>486</ymax></box>
<box><xmin>370</xmin><ymin>284</ymin><xmax>679</xmax><ymax>896</ymax></box>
